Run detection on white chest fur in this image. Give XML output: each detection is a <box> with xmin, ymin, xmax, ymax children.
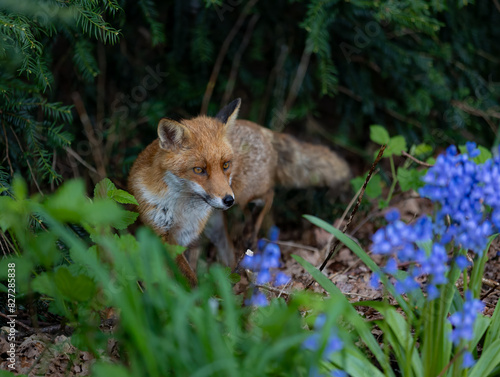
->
<box><xmin>138</xmin><ymin>172</ymin><xmax>213</xmax><ymax>246</ymax></box>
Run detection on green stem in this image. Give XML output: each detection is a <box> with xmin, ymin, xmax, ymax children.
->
<box><xmin>386</xmin><ymin>155</ymin><xmax>398</xmax><ymax>204</ymax></box>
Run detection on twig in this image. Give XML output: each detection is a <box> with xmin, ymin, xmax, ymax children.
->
<box><xmin>401</xmin><ymin>150</ymin><xmax>434</xmax><ymax>167</ymax></box>
<box><xmin>65</xmin><ymin>147</ymin><xmax>99</xmax><ymax>174</ymax></box>
<box><xmin>275</xmin><ymin>42</ymin><xmax>312</xmax><ymax>125</ymax></box>
<box><xmin>323</xmin><ymin>181</ymin><xmax>368</xmax><ymax>255</ymax></box>
<box><xmin>258</xmin><ymin>44</ymin><xmax>288</xmax><ymax>125</ymax></box>
<box><xmin>1</xmin><ymin>119</ymin><xmax>13</xmax><ymax>175</ymax></box>
<box><xmin>0</xmin><ymin>311</ymin><xmax>33</xmax><ymax>332</ymax></box>
<box><xmin>255</xmin><ymin>284</ymin><xmax>290</xmax><ymax>296</ymax></box>
<box><xmin>437</xmin><ymin>348</ymin><xmax>465</xmax><ymax>377</ymax></box>
<box><xmin>451</xmin><ymin>99</ymin><xmax>497</xmax><ymax>133</ymax></box>
<box><xmin>71</xmin><ymin>92</ymin><xmax>106</xmax><ymax>180</ymax></box>
<box><xmin>481</xmin><ymin>285</ymin><xmax>499</xmax><ymax>301</ymax></box>
<box><xmin>10</xmin><ymin>126</ymin><xmax>43</xmax><ymax>196</ymax></box>
<box><xmin>221</xmin><ymin>13</ymin><xmax>260</xmax><ymax>106</ymax></box>
<box><xmin>306</xmin><ymin>144</ymin><xmax>387</xmax><ymax>289</ymax></box>
<box><xmin>494</xmin><ymin>0</ymin><xmax>500</xmax><ymax>13</ymax></box>
<box><xmin>264</xmin><ymin>239</ymin><xmax>319</xmax><ymax>253</ymax></box>
<box><xmin>201</xmin><ymin>0</ymin><xmax>259</xmax><ymax>114</ymax></box>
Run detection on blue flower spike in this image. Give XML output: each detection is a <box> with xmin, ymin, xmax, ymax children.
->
<box><xmin>240</xmin><ymin>226</ymin><xmax>291</xmax><ymax>306</ymax></box>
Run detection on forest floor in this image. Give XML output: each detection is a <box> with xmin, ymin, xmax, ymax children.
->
<box><xmin>1</xmin><ymin>191</ymin><xmax>500</xmax><ymax>376</ymax></box>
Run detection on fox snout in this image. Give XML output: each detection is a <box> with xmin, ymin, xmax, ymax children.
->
<box><xmin>206</xmin><ymin>192</ymin><xmax>235</xmax><ymax>210</ymax></box>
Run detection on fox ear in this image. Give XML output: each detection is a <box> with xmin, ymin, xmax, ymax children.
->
<box><xmin>216</xmin><ymin>98</ymin><xmax>241</xmax><ymax>129</ymax></box>
<box><xmin>157</xmin><ymin>118</ymin><xmax>190</xmax><ymax>150</ymax></box>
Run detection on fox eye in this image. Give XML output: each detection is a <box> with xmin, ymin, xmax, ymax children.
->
<box><xmin>223</xmin><ymin>161</ymin><xmax>231</xmax><ymax>170</ymax></box>
<box><xmin>193</xmin><ymin>167</ymin><xmax>205</xmax><ymax>174</ymax></box>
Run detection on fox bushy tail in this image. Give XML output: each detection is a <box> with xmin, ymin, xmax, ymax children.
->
<box><xmin>272</xmin><ymin>133</ymin><xmax>351</xmax><ymax>189</ymax></box>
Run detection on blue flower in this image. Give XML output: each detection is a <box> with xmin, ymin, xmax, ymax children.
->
<box><xmin>369</xmin><ymin>272</ymin><xmax>381</xmax><ymax>289</ymax></box>
<box><xmin>449</xmin><ymin>291</ymin><xmax>485</xmax><ymax>346</ymax></box>
<box><xmin>240</xmin><ymin>226</ymin><xmax>291</xmax><ymax>306</ymax></box>
<box><xmin>274</xmin><ymin>272</ymin><xmax>291</xmax><ymax>286</ymax></box>
<box><xmin>462</xmin><ymin>351</ymin><xmax>476</xmax><ymax>368</ymax></box>
<box><xmin>303</xmin><ymin>314</ymin><xmax>344</xmax><ymax>362</ymax></box>
<box><xmin>268</xmin><ymin>225</ymin><xmax>280</xmax><ymax>241</ymax></box>
<box><xmin>246</xmin><ymin>292</ymin><xmax>268</xmax><ymax>307</ymax></box>
<box><xmin>385</xmin><ymin>208</ymin><xmax>400</xmax><ymax>222</ymax></box>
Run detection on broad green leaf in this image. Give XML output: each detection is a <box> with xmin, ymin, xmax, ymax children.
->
<box><xmin>111</xmin><ymin>209</ymin><xmax>139</xmax><ymax>230</ymax></box>
<box><xmin>54</xmin><ymin>266</ymin><xmax>97</xmax><ymax>302</ymax></box>
<box><xmin>386</xmin><ymin>135</ymin><xmax>407</xmax><ymax>156</ymax></box>
<box><xmin>12</xmin><ymin>176</ymin><xmax>27</xmax><ymax>200</ymax></box>
<box><xmin>414</xmin><ymin>143</ymin><xmax>433</xmax><ymax>156</ymax></box>
<box><xmin>32</xmin><ymin>272</ymin><xmax>57</xmax><ymax>297</ymax></box>
<box><xmin>110</xmin><ymin>189</ymin><xmax>138</xmax><ymax>205</ymax></box>
<box><xmin>94</xmin><ymin>178</ymin><xmax>116</xmax><ymax>199</ymax></box>
<box><xmin>350</xmin><ymin>174</ymin><xmax>382</xmax><ymax>199</ymax></box>
<box><xmin>370</xmin><ymin>125</ymin><xmax>390</xmax><ymax>145</ymax></box>
<box><xmin>81</xmin><ymin>199</ymin><xmax>126</xmax><ymax>226</ymax></box>
<box><xmin>330</xmin><ymin>347</ymin><xmax>386</xmax><ymax>377</ymax></box>
<box><xmin>469</xmin><ymin>339</ymin><xmax>500</xmax><ymax>377</ymax></box>
<box><xmin>44</xmin><ymin>179</ymin><xmax>88</xmax><ymax>223</ymax></box>
<box><xmin>0</xmin><ymin>196</ymin><xmax>16</xmax><ymax>230</ymax></box>
<box><xmin>397</xmin><ymin>167</ymin><xmax>426</xmax><ymax>192</ymax></box>
<box><xmin>458</xmin><ymin>144</ymin><xmax>492</xmax><ymax>164</ymax></box>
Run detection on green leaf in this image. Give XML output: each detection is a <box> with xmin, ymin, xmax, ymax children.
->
<box><xmin>12</xmin><ymin>176</ymin><xmax>27</xmax><ymax>200</ymax></box>
<box><xmin>470</xmin><ymin>315</ymin><xmax>490</xmax><ymax>350</ymax></box>
<box><xmin>33</xmin><ymin>267</ymin><xmax>97</xmax><ymax>302</ymax></box>
<box><xmin>485</xmin><ymin>293</ymin><xmax>500</xmax><ymax>349</ymax></box>
<box><xmin>94</xmin><ymin>178</ymin><xmax>116</xmax><ymax>199</ymax></box>
<box><xmin>397</xmin><ymin>167</ymin><xmax>426</xmax><ymax>192</ymax></box>
<box><xmin>292</xmin><ymin>254</ymin><xmax>395</xmax><ymax>377</ymax></box>
<box><xmin>458</xmin><ymin>145</ymin><xmax>492</xmax><ymax>164</ymax></box>
<box><xmin>350</xmin><ymin>174</ymin><xmax>382</xmax><ymax>199</ymax></box>
<box><xmin>414</xmin><ymin>143</ymin><xmax>433</xmax><ymax>157</ymax></box>
<box><xmin>110</xmin><ymin>189</ymin><xmax>138</xmax><ymax>205</ymax></box>
<box><xmin>386</xmin><ymin>135</ymin><xmax>407</xmax><ymax>156</ymax></box>
<box><xmin>44</xmin><ymin>179</ymin><xmax>88</xmax><ymax>223</ymax></box>
<box><xmin>91</xmin><ymin>362</ymin><xmax>133</xmax><ymax>377</ymax></box>
<box><xmin>228</xmin><ymin>273</ymin><xmax>241</xmax><ymax>284</ymax></box>
<box><xmin>469</xmin><ymin>339</ymin><xmax>500</xmax><ymax>377</ymax></box>
<box><xmin>303</xmin><ymin>215</ymin><xmax>412</xmax><ymax>315</ymax></box>
<box><xmin>54</xmin><ymin>266</ymin><xmax>97</xmax><ymax>302</ymax></box>
<box><xmin>111</xmin><ymin>210</ymin><xmax>139</xmax><ymax>230</ymax></box>
<box><xmin>370</xmin><ymin>125</ymin><xmax>390</xmax><ymax>145</ymax></box>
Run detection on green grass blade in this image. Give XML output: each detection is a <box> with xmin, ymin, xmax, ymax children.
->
<box><xmin>293</xmin><ymin>254</ymin><xmax>394</xmax><ymax>377</ymax></box>
<box><xmin>330</xmin><ymin>348</ymin><xmax>386</xmax><ymax>377</ymax></box>
<box><xmin>469</xmin><ymin>339</ymin><xmax>500</xmax><ymax>377</ymax></box>
<box><xmin>304</xmin><ymin>215</ymin><xmax>412</xmax><ymax>316</ymax></box>
<box><xmin>484</xmin><ymin>296</ymin><xmax>500</xmax><ymax>349</ymax></box>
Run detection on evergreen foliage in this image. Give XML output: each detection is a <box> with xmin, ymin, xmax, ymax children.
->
<box><xmin>1</xmin><ymin>0</ymin><xmax>499</xmax><ymax>193</ymax></box>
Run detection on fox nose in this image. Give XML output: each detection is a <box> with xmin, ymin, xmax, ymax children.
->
<box><xmin>222</xmin><ymin>195</ymin><xmax>234</xmax><ymax>207</ymax></box>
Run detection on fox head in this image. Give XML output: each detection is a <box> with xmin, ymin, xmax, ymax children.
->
<box><xmin>157</xmin><ymin>99</ymin><xmax>241</xmax><ymax>210</ymax></box>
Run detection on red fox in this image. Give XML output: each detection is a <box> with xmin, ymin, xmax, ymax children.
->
<box><xmin>128</xmin><ymin>99</ymin><xmax>350</xmax><ymax>285</ymax></box>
